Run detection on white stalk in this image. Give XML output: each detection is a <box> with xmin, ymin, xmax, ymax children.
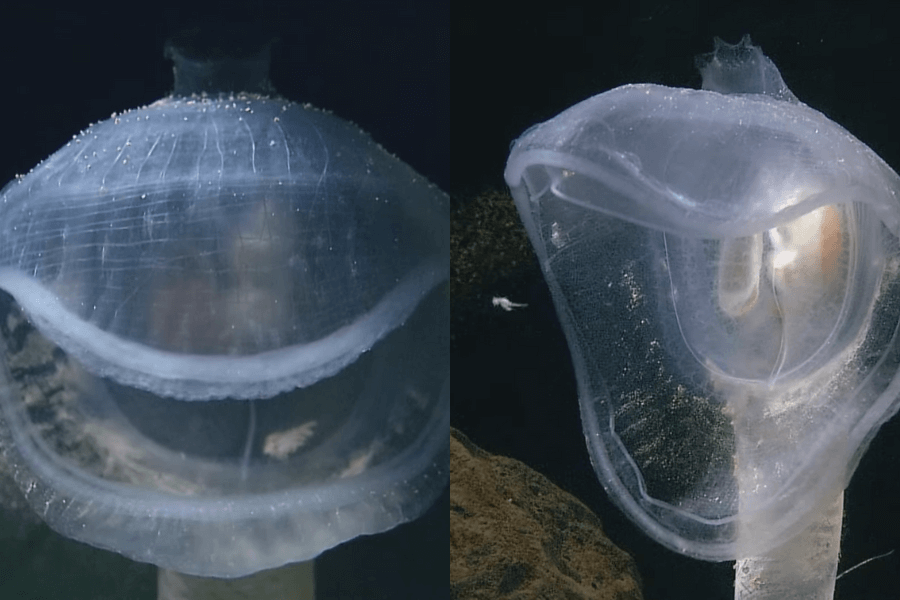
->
<box><xmin>734</xmin><ymin>491</ymin><xmax>842</xmax><ymax>599</ymax></box>
<box><xmin>157</xmin><ymin>561</ymin><xmax>314</xmax><ymax>600</ymax></box>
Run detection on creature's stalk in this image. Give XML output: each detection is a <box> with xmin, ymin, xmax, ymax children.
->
<box><xmin>158</xmin><ymin>561</ymin><xmax>314</xmax><ymax>600</ymax></box>
<box><xmin>734</xmin><ymin>490</ymin><xmax>842</xmax><ymax>599</ymax></box>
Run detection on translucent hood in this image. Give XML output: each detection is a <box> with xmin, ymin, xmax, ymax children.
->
<box><xmin>506</xmin><ymin>84</ymin><xmax>900</xmax><ymax>239</ymax></box>
<box><xmin>506</xmin><ymin>37</ymin><xmax>900</xmax><ymax>561</ymax></box>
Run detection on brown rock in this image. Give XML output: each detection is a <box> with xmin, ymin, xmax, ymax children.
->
<box><xmin>450</xmin><ymin>427</ymin><xmax>643</xmax><ymax>600</ymax></box>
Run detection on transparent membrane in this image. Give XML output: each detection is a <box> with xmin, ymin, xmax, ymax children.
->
<box><xmin>0</xmin><ymin>92</ymin><xmax>449</xmax><ymax>578</ymax></box>
<box><xmin>505</xmin><ymin>38</ymin><xmax>900</xmax><ymax>562</ymax></box>
<box><xmin>0</xmin><ymin>283</ymin><xmax>448</xmax><ymax>577</ymax></box>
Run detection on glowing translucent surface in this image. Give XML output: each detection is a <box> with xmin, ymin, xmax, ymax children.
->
<box><xmin>0</xmin><ymin>95</ymin><xmax>445</xmax><ymax>398</ymax></box>
<box><xmin>505</xmin><ymin>37</ymin><xmax>900</xmax><ymax>560</ymax></box>
<box><xmin>0</xmin><ymin>93</ymin><xmax>449</xmax><ymax>576</ymax></box>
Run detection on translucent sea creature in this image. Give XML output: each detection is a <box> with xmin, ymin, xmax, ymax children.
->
<box><xmin>0</xmin><ymin>32</ymin><xmax>449</xmax><ymax>599</ymax></box>
<box><xmin>506</xmin><ymin>36</ymin><xmax>900</xmax><ymax>599</ymax></box>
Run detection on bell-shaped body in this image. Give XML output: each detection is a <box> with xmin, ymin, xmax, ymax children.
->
<box><xmin>0</xmin><ymin>91</ymin><xmax>449</xmax><ymax>574</ymax></box>
<box><xmin>505</xmin><ymin>37</ymin><xmax>900</xmax><ymax>560</ymax></box>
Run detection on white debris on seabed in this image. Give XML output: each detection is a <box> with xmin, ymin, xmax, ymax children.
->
<box><xmin>492</xmin><ymin>297</ymin><xmax>528</xmax><ymax>311</ymax></box>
